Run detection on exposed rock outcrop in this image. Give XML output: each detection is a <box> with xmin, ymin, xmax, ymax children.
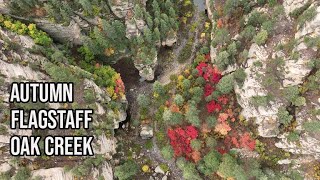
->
<box><xmin>31</xmin><ymin>168</ymin><xmax>73</xmax><ymax>180</ymax></box>
<box><xmin>134</xmin><ymin>55</ymin><xmax>158</xmax><ymax>81</ymax></box>
<box><xmin>0</xmin><ymin>26</ymin><xmax>128</xmax><ymax>179</ymax></box>
<box><xmin>235</xmin><ymin>44</ymin><xmax>283</xmax><ymax>137</ymax></box>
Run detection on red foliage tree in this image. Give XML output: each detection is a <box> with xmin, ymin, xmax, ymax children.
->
<box><xmin>239</xmin><ymin>132</ymin><xmax>256</xmax><ymax>151</ymax></box>
<box><xmin>167</xmin><ymin>126</ymin><xmax>198</xmax><ymax>158</ymax></box>
<box><xmin>206</xmin><ymin>100</ymin><xmax>222</xmax><ymax>113</ymax></box>
<box><xmin>204</xmin><ymin>84</ymin><xmax>214</xmax><ymax>97</ymax></box>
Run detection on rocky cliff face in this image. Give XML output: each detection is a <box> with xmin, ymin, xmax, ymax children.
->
<box><xmin>207</xmin><ymin>0</ymin><xmax>320</xmax><ymax>166</ymax></box>
<box><xmin>0</xmin><ymin>27</ymin><xmax>127</xmax><ymax>179</ymax></box>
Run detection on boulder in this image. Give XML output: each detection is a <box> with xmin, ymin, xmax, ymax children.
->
<box><xmin>140</xmin><ymin>125</ymin><xmax>153</xmax><ymax>139</ymax></box>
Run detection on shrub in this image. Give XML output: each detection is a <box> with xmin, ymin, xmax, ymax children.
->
<box><xmin>14</xmin><ymin>167</ymin><xmax>31</xmax><ymax>180</ymax></box>
<box><xmin>284</xmin><ymin>85</ymin><xmax>300</xmax><ymax>104</ymax></box>
<box><xmin>114</xmin><ymin>160</ymin><xmax>138</xmax><ymax>180</ymax></box>
<box><xmin>293</xmin><ymin>96</ymin><xmax>306</xmax><ymax>106</ymax></box>
<box><xmin>253</xmin><ymin>30</ymin><xmax>268</xmax><ymax>45</ymax></box>
<box><xmin>137</xmin><ymin>94</ymin><xmax>150</xmax><ymax>109</ymax></box>
<box><xmin>303</xmin><ymin>121</ymin><xmax>320</xmax><ymax>133</ymax></box>
<box><xmin>0</xmin><ymin>172</ymin><xmax>10</xmax><ymax>180</ymax></box>
<box><xmin>233</xmin><ymin>68</ymin><xmax>247</xmax><ymax>87</ymax></box>
<box><xmin>261</xmin><ymin>20</ymin><xmax>274</xmax><ymax>34</ymax></box>
<box><xmin>297</xmin><ymin>6</ymin><xmax>317</xmax><ymax>28</ymax></box>
<box><xmin>216</xmin><ymin>74</ymin><xmax>234</xmax><ymax>94</ymax></box>
<box><xmin>251</xmin><ymin>94</ymin><xmax>273</xmax><ymax>107</ymax></box>
<box><xmin>289</xmin><ymin>2</ymin><xmax>311</xmax><ymax>19</ymax></box>
<box><xmin>84</xmin><ymin>89</ymin><xmax>95</xmax><ymax>104</ymax></box>
<box><xmin>287</xmin><ymin>131</ymin><xmax>300</xmax><ymax>142</ymax></box>
<box><xmin>247</xmin><ymin>11</ymin><xmax>268</xmax><ymax>27</ymax></box>
<box><xmin>216</xmin><ymin>51</ymin><xmax>231</xmax><ymax>70</ymax></box>
<box><xmin>304</xmin><ymin>36</ymin><xmax>320</xmax><ymax>48</ymax></box>
<box><xmin>277</xmin><ymin>107</ymin><xmax>293</xmax><ymax>127</ymax></box>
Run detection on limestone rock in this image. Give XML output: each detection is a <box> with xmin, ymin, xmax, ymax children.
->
<box><xmin>101</xmin><ymin>163</ymin><xmax>114</xmax><ymax>180</ymax></box>
<box><xmin>134</xmin><ymin>55</ymin><xmax>158</xmax><ymax>81</ymax></box>
<box><xmin>283</xmin><ymin>0</ymin><xmax>310</xmax><ymax>17</ymax></box>
<box><xmin>155</xmin><ymin>166</ymin><xmax>165</xmax><ymax>174</ymax></box>
<box><xmin>125</xmin><ymin>19</ymin><xmax>140</xmax><ymax>39</ymax></box>
<box><xmin>0</xmin><ymin>163</ymin><xmax>11</xmax><ymax>173</ymax></box>
<box><xmin>31</xmin><ymin>167</ymin><xmax>73</xmax><ymax>180</ymax></box>
<box><xmin>140</xmin><ymin>125</ymin><xmax>153</xmax><ymax>139</ymax></box>
<box><xmin>162</xmin><ymin>34</ymin><xmax>177</xmax><ymax>47</ymax></box>
<box><xmin>295</xmin><ymin>5</ymin><xmax>320</xmax><ymax>39</ymax></box>
<box><xmin>235</xmin><ymin>44</ymin><xmax>283</xmax><ymax>137</ymax></box>
<box><xmin>276</xmin><ymin>93</ymin><xmax>320</xmax><ymax>159</ymax></box>
<box><xmin>94</xmin><ymin>135</ymin><xmax>117</xmax><ymax>159</ymax></box>
<box><xmin>110</xmin><ymin>0</ymin><xmax>134</xmax><ymax>19</ymax></box>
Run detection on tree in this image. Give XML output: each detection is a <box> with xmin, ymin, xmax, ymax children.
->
<box><xmin>284</xmin><ymin>85</ymin><xmax>305</xmax><ymax>105</ymax></box>
<box><xmin>198</xmin><ymin>150</ymin><xmax>221</xmax><ymax>176</ymax></box>
<box><xmin>134</xmin><ymin>4</ymin><xmax>144</xmax><ymax>19</ymax></box>
<box><xmin>177</xmin><ymin>158</ymin><xmax>202</xmax><ymax>180</ymax></box>
<box><xmin>227</xmin><ymin>42</ymin><xmax>237</xmax><ymax>57</ymax></box>
<box><xmin>114</xmin><ymin>160</ymin><xmax>138</xmax><ymax>180</ymax></box>
<box><xmin>137</xmin><ymin>94</ymin><xmax>150</xmax><ymax>109</ymax></box>
<box><xmin>212</xmin><ymin>28</ymin><xmax>230</xmax><ymax>46</ymax></box>
<box><xmin>216</xmin><ymin>74</ymin><xmax>234</xmax><ymax>94</ymax></box>
<box><xmin>206</xmin><ymin>116</ymin><xmax>217</xmax><ymax>128</ymax></box>
<box><xmin>143</xmin><ymin>28</ymin><xmax>153</xmax><ymax>44</ymax></box>
<box><xmin>163</xmin><ymin>109</ymin><xmax>172</xmax><ymax>123</ymax></box>
<box><xmin>206</xmin><ymin>137</ymin><xmax>217</xmax><ymax>148</ymax></box>
<box><xmin>153</xmin><ymin>81</ymin><xmax>166</xmax><ymax>96</ymax></box>
<box><xmin>216</xmin><ymin>51</ymin><xmax>230</xmax><ymax>70</ymax></box>
<box><xmin>153</xmin><ymin>27</ymin><xmax>161</xmax><ymax>42</ymax></box>
<box><xmin>223</xmin><ymin>0</ymin><xmax>240</xmax><ymax>15</ymax></box>
<box><xmin>79</xmin><ymin>0</ymin><xmax>93</xmax><ymax>15</ymax></box>
<box><xmin>217</xmin><ymin>154</ymin><xmax>237</xmax><ymax>179</ymax></box>
<box><xmin>174</xmin><ymin>94</ymin><xmax>185</xmax><ymax>106</ymax></box>
<box><xmin>191</xmin><ymin>87</ymin><xmax>203</xmax><ymax>103</ymax></box>
<box><xmin>247</xmin><ymin>10</ymin><xmax>268</xmax><ymax>27</ymax></box>
<box><xmin>190</xmin><ymin>139</ymin><xmax>202</xmax><ymax>151</ymax></box>
<box><xmin>185</xmin><ymin>103</ymin><xmax>201</xmax><ymax>127</ymax></box>
<box><xmin>240</xmin><ymin>25</ymin><xmax>256</xmax><ymax>41</ymax></box>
